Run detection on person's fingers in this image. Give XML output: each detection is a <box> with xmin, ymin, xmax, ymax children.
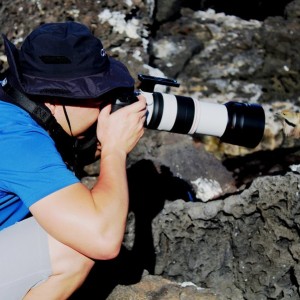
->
<box><xmin>99</xmin><ymin>103</ymin><xmax>112</xmax><ymax>119</ymax></box>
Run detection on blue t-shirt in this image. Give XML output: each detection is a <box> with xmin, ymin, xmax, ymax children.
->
<box><xmin>0</xmin><ymin>101</ymin><xmax>80</xmax><ymax>230</ymax></box>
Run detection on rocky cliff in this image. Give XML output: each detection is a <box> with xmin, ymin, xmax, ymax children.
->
<box><xmin>1</xmin><ymin>0</ymin><xmax>300</xmax><ymax>299</ymax></box>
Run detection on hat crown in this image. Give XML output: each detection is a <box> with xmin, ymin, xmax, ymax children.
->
<box><xmin>19</xmin><ymin>22</ymin><xmax>109</xmax><ymax>78</ymax></box>
<box><xmin>3</xmin><ymin>21</ymin><xmax>134</xmax><ymax>99</ymax></box>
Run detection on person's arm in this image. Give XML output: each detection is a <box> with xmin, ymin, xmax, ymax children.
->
<box><xmin>30</xmin><ymin>97</ymin><xmax>147</xmax><ymax>260</ymax></box>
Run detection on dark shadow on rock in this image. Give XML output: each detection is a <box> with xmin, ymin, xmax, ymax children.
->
<box><xmin>223</xmin><ymin>146</ymin><xmax>300</xmax><ymax>188</ymax></box>
<box><xmin>70</xmin><ymin>159</ymin><xmax>196</xmax><ymax>300</ymax></box>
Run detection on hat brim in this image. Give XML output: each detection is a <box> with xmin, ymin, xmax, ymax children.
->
<box><xmin>21</xmin><ymin>57</ymin><xmax>135</xmax><ymax>99</ymax></box>
<box><xmin>2</xmin><ymin>34</ymin><xmax>25</xmax><ymax>92</ymax></box>
<box><xmin>3</xmin><ymin>34</ymin><xmax>135</xmax><ymax>99</ymax></box>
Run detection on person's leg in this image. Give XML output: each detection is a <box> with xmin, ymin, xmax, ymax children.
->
<box><xmin>24</xmin><ymin>234</ymin><xmax>95</xmax><ymax>299</ymax></box>
<box><xmin>0</xmin><ymin>217</ymin><xmax>94</xmax><ymax>300</ymax></box>
<box><xmin>0</xmin><ymin>217</ymin><xmax>52</xmax><ymax>299</ymax></box>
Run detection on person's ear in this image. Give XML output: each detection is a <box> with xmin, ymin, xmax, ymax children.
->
<box><xmin>44</xmin><ymin>102</ymin><xmax>56</xmax><ymax>115</ymax></box>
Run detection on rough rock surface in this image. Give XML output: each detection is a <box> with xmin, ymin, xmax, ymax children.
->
<box><xmin>151</xmin><ymin>171</ymin><xmax>300</xmax><ymax>299</ymax></box>
<box><xmin>1</xmin><ymin>0</ymin><xmax>300</xmax><ymax>299</ymax></box>
<box><xmin>106</xmin><ymin>274</ymin><xmax>218</xmax><ymax>300</ymax></box>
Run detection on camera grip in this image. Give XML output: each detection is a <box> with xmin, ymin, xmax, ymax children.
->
<box><xmin>110</xmin><ymin>94</ymin><xmax>139</xmax><ymax>113</ymax></box>
<box><xmin>111</xmin><ymin>102</ymin><xmax>127</xmax><ymax>113</ymax></box>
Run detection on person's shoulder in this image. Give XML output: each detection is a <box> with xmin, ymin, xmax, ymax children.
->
<box><xmin>0</xmin><ymin>100</ymin><xmax>38</xmax><ymax>125</ymax></box>
<box><xmin>0</xmin><ymin>99</ymin><xmax>26</xmax><ymax>113</ymax></box>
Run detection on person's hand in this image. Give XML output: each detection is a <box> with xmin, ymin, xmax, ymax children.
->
<box><xmin>96</xmin><ymin>95</ymin><xmax>147</xmax><ymax>156</ymax></box>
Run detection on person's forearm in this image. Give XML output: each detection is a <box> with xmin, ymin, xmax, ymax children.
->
<box><xmin>91</xmin><ymin>148</ymin><xmax>129</xmax><ymax>247</ymax></box>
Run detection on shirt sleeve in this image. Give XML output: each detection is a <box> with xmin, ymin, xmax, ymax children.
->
<box><xmin>0</xmin><ymin>111</ymin><xmax>80</xmax><ymax>208</ymax></box>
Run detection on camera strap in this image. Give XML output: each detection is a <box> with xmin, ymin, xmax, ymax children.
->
<box><xmin>2</xmin><ymin>83</ymin><xmax>56</xmax><ymax>128</ymax></box>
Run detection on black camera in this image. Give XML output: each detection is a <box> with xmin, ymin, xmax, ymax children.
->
<box><xmin>112</xmin><ymin>74</ymin><xmax>265</xmax><ymax>149</ymax></box>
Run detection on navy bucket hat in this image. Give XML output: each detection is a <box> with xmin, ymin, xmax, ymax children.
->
<box><xmin>2</xmin><ymin>21</ymin><xmax>135</xmax><ymax>99</ymax></box>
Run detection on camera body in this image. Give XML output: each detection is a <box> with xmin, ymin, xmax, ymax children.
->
<box><xmin>112</xmin><ymin>74</ymin><xmax>265</xmax><ymax>149</ymax></box>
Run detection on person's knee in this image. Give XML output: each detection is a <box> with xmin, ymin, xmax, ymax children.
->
<box><xmin>49</xmin><ymin>235</ymin><xmax>95</xmax><ymax>287</ymax></box>
<box><xmin>23</xmin><ymin>254</ymin><xmax>95</xmax><ymax>300</ymax></box>
<box><xmin>55</xmin><ymin>248</ymin><xmax>95</xmax><ymax>289</ymax></box>
<box><xmin>67</xmin><ymin>254</ymin><xmax>95</xmax><ymax>285</ymax></box>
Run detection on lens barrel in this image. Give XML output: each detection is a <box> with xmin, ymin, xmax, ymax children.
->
<box><xmin>143</xmin><ymin>92</ymin><xmax>265</xmax><ymax>148</ymax></box>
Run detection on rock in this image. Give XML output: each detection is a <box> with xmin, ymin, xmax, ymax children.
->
<box><xmin>150</xmin><ymin>172</ymin><xmax>300</xmax><ymax>299</ymax></box>
<box><xmin>106</xmin><ymin>274</ymin><xmax>218</xmax><ymax>300</ymax></box>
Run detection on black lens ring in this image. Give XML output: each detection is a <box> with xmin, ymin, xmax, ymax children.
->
<box><xmin>146</xmin><ymin>92</ymin><xmax>164</xmax><ymax>129</ymax></box>
<box><xmin>221</xmin><ymin>102</ymin><xmax>265</xmax><ymax>148</ymax></box>
<box><xmin>171</xmin><ymin>96</ymin><xmax>195</xmax><ymax>134</ymax></box>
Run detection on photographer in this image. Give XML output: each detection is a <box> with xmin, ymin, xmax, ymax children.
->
<box><xmin>0</xmin><ymin>21</ymin><xmax>146</xmax><ymax>299</ymax></box>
